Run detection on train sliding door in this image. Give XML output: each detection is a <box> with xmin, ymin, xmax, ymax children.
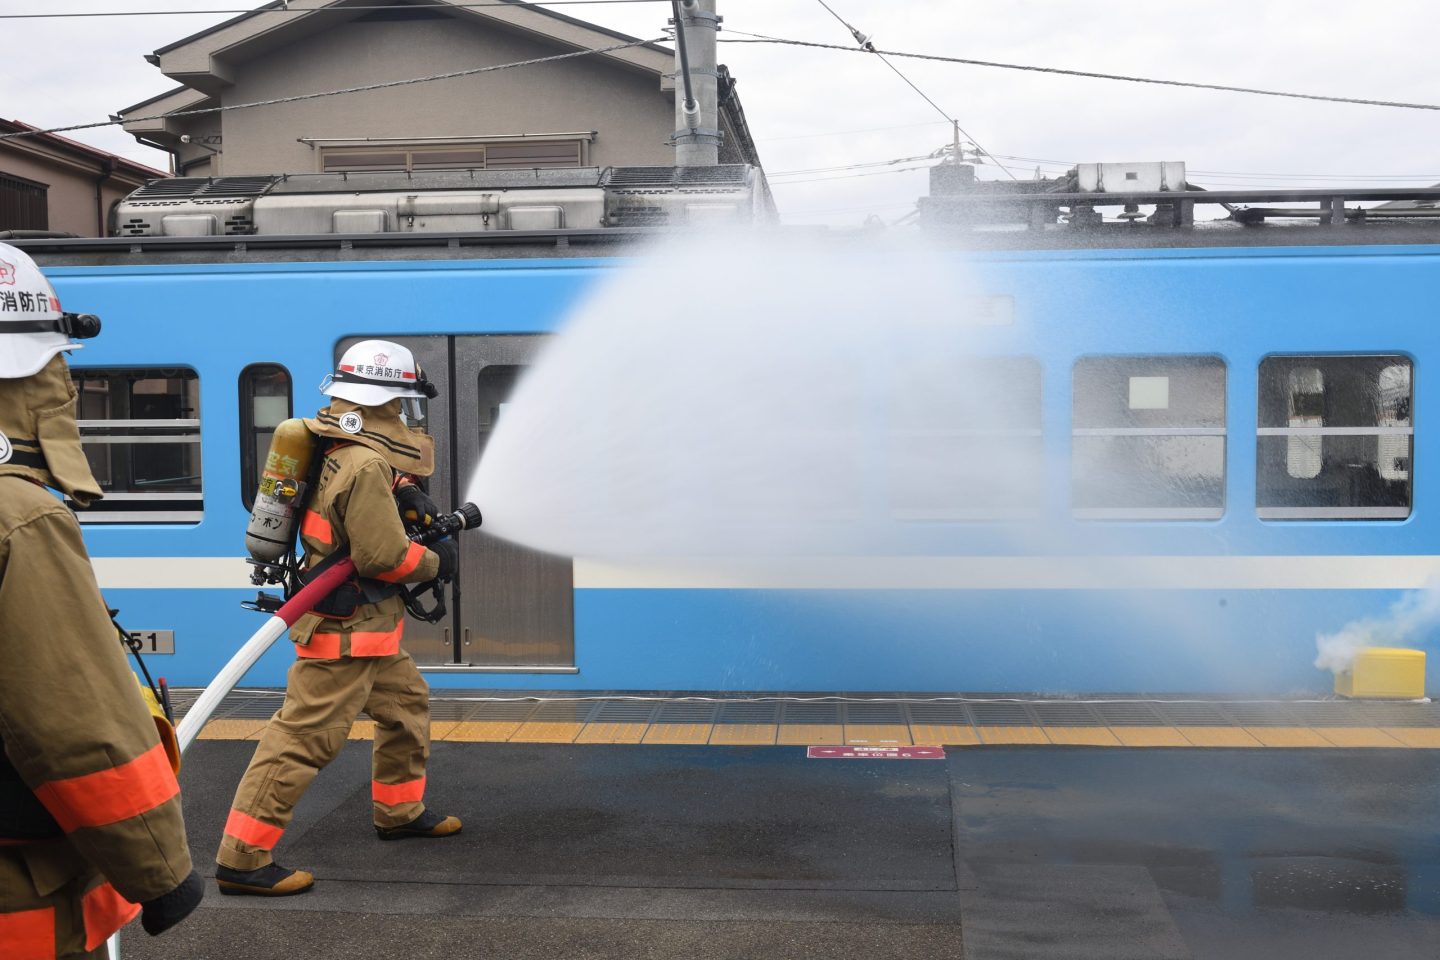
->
<box><xmin>453</xmin><ymin>335</ymin><xmax>574</xmax><ymax>670</ymax></box>
<box><xmin>334</xmin><ymin>335</ymin><xmax>574</xmax><ymax>671</ymax></box>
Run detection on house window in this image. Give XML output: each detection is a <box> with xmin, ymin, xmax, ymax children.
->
<box><xmin>0</xmin><ymin>173</ymin><xmax>48</xmax><ymax>231</ymax></box>
<box><xmin>1072</xmin><ymin>355</ymin><xmax>1227</xmax><ymax>520</ymax></box>
<box><xmin>889</xmin><ymin>357</ymin><xmax>1043</xmax><ymax>520</ymax></box>
<box><xmin>321</xmin><ymin>140</ymin><xmax>584</xmax><ymax>173</ymax></box>
<box><xmin>239</xmin><ymin>364</ymin><xmax>292</xmax><ymax>511</ymax></box>
<box><xmin>71</xmin><ymin>368</ymin><xmax>202</xmax><ymax>523</ymax></box>
<box><xmin>1257</xmin><ymin>355</ymin><xmax>1412</xmax><ymax>520</ymax></box>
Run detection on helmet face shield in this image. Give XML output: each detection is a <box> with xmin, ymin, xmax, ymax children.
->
<box><xmin>401</xmin><ymin>396</ymin><xmax>428</xmax><ymax>428</ymax></box>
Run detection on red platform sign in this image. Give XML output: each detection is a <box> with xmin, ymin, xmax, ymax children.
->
<box><xmin>806</xmin><ymin>745</ymin><xmax>946</xmax><ymax>760</ymax></box>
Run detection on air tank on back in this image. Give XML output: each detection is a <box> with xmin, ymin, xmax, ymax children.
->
<box><xmin>245</xmin><ymin>418</ymin><xmax>315</xmax><ymax>563</ymax></box>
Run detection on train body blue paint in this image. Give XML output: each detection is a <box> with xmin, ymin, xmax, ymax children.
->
<box><xmin>29</xmin><ymin>237</ymin><xmax>1440</xmax><ymax>695</ymax></box>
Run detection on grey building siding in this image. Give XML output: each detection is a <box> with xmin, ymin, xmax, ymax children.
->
<box><xmin>181</xmin><ymin>17</ymin><xmax>676</xmax><ymax>177</ymax></box>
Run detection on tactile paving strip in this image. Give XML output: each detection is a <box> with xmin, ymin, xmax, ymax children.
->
<box><xmin>177</xmin><ymin>691</ymin><xmax>1440</xmax><ymax>749</ymax></box>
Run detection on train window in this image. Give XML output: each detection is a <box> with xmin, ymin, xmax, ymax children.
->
<box><xmin>239</xmin><ymin>364</ymin><xmax>293</xmax><ymax>511</ymax></box>
<box><xmin>889</xmin><ymin>357</ymin><xmax>1043</xmax><ymax>520</ymax></box>
<box><xmin>70</xmin><ymin>368</ymin><xmax>202</xmax><ymax>523</ymax></box>
<box><xmin>1072</xmin><ymin>356</ymin><xmax>1226</xmax><ymax>520</ymax></box>
<box><xmin>1256</xmin><ymin>356</ymin><xmax>1412</xmax><ymax>520</ymax></box>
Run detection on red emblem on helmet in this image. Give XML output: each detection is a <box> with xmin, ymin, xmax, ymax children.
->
<box><xmin>0</xmin><ymin>260</ymin><xmax>15</xmax><ymax>285</ymax></box>
<box><xmin>373</xmin><ymin>353</ymin><xmax>390</xmax><ymax>368</ymax></box>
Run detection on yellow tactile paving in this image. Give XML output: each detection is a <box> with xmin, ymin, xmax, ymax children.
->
<box><xmin>776</xmin><ymin>724</ymin><xmax>845</xmax><ymax>745</ymax></box>
<box><xmin>976</xmin><ymin>725</ymin><xmax>1051</xmax><ymax>745</ymax></box>
<box><xmin>1316</xmin><ymin>727</ymin><xmax>1405</xmax><ymax>748</ymax></box>
<box><xmin>575</xmin><ymin>722</ymin><xmax>650</xmax><ymax>744</ymax></box>
<box><xmin>710</xmin><ymin>724</ymin><xmax>779</xmax><ymax>745</ymax></box>
<box><xmin>1043</xmin><ymin>726</ymin><xmax>1123</xmax><ymax>747</ymax></box>
<box><xmin>511</xmin><ymin>721</ymin><xmax>584</xmax><ymax>743</ymax></box>
<box><xmin>844</xmin><ymin>724</ymin><xmax>912</xmax><ymax>746</ymax></box>
<box><xmin>910</xmin><ymin>724</ymin><xmax>983</xmax><ymax>746</ymax></box>
<box><xmin>1178</xmin><ymin>726</ymin><xmax>1264</xmax><ymax>747</ymax></box>
<box><xmin>197</xmin><ymin>718</ymin><xmax>266</xmax><ymax>741</ymax></box>
<box><xmin>1379</xmin><ymin>727</ymin><xmax>1440</xmax><ymax>748</ymax></box>
<box><xmin>1110</xmin><ymin>726</ymin><xmax>1191</xmax><ymax>748</ymax></box>
<box><xmin>642</xmin><ymin>723</ymin><xmax>713</xmax><ymax>744</ymax></box>
<box><xmin>184</xmin><ymin>707</ymin><xmax>1440</xmax><ymax>750</ymax></box>
<box><xmin>443</xmin><ymin>720</ymin><xmax>523</xmax><ymax>742</ymax></box>
<box><xmin>1243</xmin><ymin>726</ymin><xmax>1333</xmax><ymax>748</ymax></box>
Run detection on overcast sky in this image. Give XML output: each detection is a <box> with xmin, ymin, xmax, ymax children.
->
<box><xmin>5</xmin><ymin>0</ymin><xmax>1438</xmax><ymax>225</ymax></box>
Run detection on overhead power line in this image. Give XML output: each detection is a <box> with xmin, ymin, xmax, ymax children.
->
<box><xmin>719</xmin><ymin>33</ymin><xmax>1440</xmax><ymax>113</ymax></box>
<box><xmin>0</xmin><ymin>1</ymin><xmax>667</xmax><ymax>18</ymax></box>
<box><xmin>0</xmin><ymin>36</ymin><xmax>664</xmax><ymax>143</ymax></box>
<box><xmin>803</xmin><ymin>4</ymin><xmax>1018</xmax><ymax>181</ymax></box>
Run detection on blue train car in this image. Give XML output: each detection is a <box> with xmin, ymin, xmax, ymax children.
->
<box><xmin>19</xmin><ymin>210</ymin><xmax>1440</xmax><ymax>696</ymax></box>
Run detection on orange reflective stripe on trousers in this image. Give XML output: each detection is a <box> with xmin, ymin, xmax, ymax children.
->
<box><xmin>224</xmin><ymin>808</ymin><xmax>284</xmax><ymax>850</ymax></box>
<box><xmin>372</xmin><ymin>776</ymin><xmax>425</xmax><ymax>806</ymax></box>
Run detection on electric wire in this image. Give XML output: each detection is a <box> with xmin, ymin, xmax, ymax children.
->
<box><xmin>719</xmin><ymin>32</ymin><xmax>1440</xmax><ymax>113</ymax></box>
<box><xmin>0</xmin><ymin>36</ymin><xmax>665</xmax><ymax>142</ymax></box>
<box><xmin>804</xmin><ymin>4</ymin><xmax>1019</xmax><ymax>181</ymax></box>
<box><xmin>0</xmin><ymin>1</ymin><xmax>669</xmax><ymax>18</ymax></box>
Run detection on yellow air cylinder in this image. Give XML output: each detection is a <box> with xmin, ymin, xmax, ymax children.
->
<box><xmin>1334</xmin><ymin>647</ymin><xmax>1426</xmax><ymax>700</ymax></box>
<box><xmin>244</xmin><ymin>418</ymin><xmax>315</xmax><ymax>562</ymax></box>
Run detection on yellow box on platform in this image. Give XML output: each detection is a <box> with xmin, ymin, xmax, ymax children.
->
<box><xmin>1334</xmin><ymin>647</ymin><xmax>1426</xmax><ymax>700</ymax></box>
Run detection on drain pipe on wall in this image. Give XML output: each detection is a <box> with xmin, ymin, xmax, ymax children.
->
<box><xmin>671</xmin><ymin>0</ymin><xmax>720</xmax><ymax>166</ymax></box>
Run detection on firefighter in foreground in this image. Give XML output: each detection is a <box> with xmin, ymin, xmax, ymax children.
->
<box><xmin>0</xmin><ymin>243</ymin><xmax>203</xmax><ymax>957</ymax></box>
<box><xmin>215</xmin><ymin>340</ymin><xmax>461</xmax><ymax>896</ymax></box>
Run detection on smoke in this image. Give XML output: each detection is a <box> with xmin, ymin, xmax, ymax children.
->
<box><xmin>1314</xmin><ymin>583</ymin><xmax>1440</xmax><ymax>674</ymax></box>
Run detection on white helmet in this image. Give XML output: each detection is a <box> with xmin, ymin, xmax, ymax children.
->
<box><xmin>321</xmin><ymin>339</ymin><xmax>436</xmax><ymax>407</ymax></box>
<box><xmin>0</xmin><ymin>242</ymin><xmax>101</xmax><ymax>379</ymax></box>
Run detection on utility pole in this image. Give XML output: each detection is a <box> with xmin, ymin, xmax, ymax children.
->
<box><xmin>671</xmin><ymin>0</ymin><xmax>720</xmax><ymax>166</ymax></box>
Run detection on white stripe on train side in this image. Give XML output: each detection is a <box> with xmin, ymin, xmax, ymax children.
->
<box><xmin>90</xmin><ymin>555</ymin><xmax>1440</xmax><ymax>591</ymax></box>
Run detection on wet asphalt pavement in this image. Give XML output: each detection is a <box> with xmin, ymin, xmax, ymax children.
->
<box><xmin>122</xmin><ymin>742</ymin><xmax>1440</xmax><ymax>959</ymax></box>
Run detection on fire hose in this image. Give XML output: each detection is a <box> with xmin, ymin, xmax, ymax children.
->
<box><xmin>174</xmin><ymin>502</ymin><xmax>482</xmax><ymax>754</ymax></box>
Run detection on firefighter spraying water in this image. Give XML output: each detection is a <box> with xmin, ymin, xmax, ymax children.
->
<box><xmin>165</xmin><ymin>340</ymin><xmax>484</xmax><ymax>897</ymax></box>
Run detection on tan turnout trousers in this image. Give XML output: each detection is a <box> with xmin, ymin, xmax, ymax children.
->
<box><xmin>216</xmin><ymin>652</ymin><xmax>431</xmax><ymax>872</ymax></box>
<box><xmin>217</xmin><ymin>414</ymin><xmax>442</xmax><ymax>873</ymax></box>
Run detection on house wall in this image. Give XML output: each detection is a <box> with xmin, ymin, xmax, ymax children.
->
<box><xmin>213</xmin><ymin>15</ymin><xmax>675</xmax><ymax>176</ymax></box>
<box><xmin>0</xmin><ymin>142</ymin><xmax>155</xmax><ymax>236</ymax></box>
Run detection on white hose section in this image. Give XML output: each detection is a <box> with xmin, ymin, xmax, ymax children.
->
<box><xmin>175</xmin><ymin>615</ymin><xmax>289</xmax><ymax>755</ymax></box>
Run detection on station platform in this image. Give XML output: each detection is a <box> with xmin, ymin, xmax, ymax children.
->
<box><xmin>183</xmin><ymin>688</ymin><xmax>1440</xmax><ymax>749</ymax></box>
<box><xmin>120</xmin><ymin>691</ymin><xmax>1440</xmax><ymax>960</ymax></box>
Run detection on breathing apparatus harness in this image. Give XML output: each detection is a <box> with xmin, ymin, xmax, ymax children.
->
<box><xmin>243</xmin><ymin>423</ymin><xmax>471</xmax><ymax>625</ymax></box>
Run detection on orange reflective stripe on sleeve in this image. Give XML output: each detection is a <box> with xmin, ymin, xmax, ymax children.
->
<box><xmin>296</xmin><ymin>632</ymin><xmax>343</xmax><ymax>659</ymax></box>
<box><xmin>33</xmin><ymin>742</ymin><xmax>179</xmax><ymax>833</ymax></box>
<box><xmin>349</xmin><ymin>623</ymin><xmax>404</xmax><ymax>657</ymax></box>
<box><xmin>374</xmin><ymin>541</ymin><xmax>428</xmax><ymax>583</ymax></box>
<box><xmin>372</xmin><ymin>776</ymin><xmax>426</xmax><ymax>806</ymax></box>
<box><xmin>82</xmin><ymin>883</ymin><xmax>140</xmax><ymax>950</ymax></box>
<box><xmin>301</xmin><ymin>509</ymin><xmax>334</xmax><ymax>545</ymax></box>
<box><xmin>0</xmin><ymin>906</ymin><xmax>55</xmax><ymax>960</ymax></box>
<box><xmin>224</xmin><ymin>808</ymin><xmax>284</xmax><ymax>850</ymax></box>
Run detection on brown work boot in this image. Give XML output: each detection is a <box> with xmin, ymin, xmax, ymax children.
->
<box><xmin>215</xmin><ymin>863</ymin><xmax>315</xmax><ymax>896</ymax></box>
<box><xmin>375</xmin><ymin>808</ymin><xmax>462</xmax><ymax>841</ymax></box>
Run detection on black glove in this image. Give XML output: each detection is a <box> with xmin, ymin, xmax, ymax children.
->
<box><xmin>430</xmin><ymin>538</ymin><xmax>459</xmax><ymax>581</ymax></box>
<box><xmin>141</xmin><ymin>869</ymin><xmax>204</xmax><ymax>936</ymax></box>
<box><xmin>395</xmin><ymin>482</ymin><xmax>438</xmax><ymax>530</ymax></box>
